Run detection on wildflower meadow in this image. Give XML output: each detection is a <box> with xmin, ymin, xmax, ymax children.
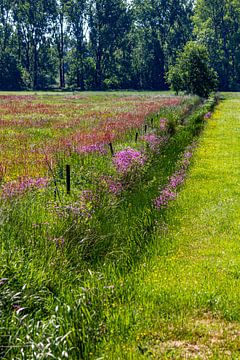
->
<box><xmin>0</xmin><ymin>92</ymin><xmax>217</xmax><ymax>359</ymax></box>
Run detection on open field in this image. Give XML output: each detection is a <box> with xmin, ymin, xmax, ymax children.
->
<box><xmin>0</xmin><ymin>92</ymin><xmax>189</xmax><ymax>182</ymax></box>
<box><xmin>0</xmin><ymin>92</ymin><xmax>215</xmax><ymax>359</ymax></box>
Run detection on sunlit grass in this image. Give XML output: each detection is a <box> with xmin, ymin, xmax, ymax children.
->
<box><xmin>101</xmin><ymin>95</ymin><xmax>240</xmax><ymax>359</ymax></box>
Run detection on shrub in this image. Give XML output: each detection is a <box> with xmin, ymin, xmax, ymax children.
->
<box><xmin>0</xmin><ymin>52</ymin><xmax>24</xmax><ymax>90</ymax></box>
<box><xmin>167</xmin><ymin>41</ymin><xmax>218</xmax><ymax>98</ymax></box>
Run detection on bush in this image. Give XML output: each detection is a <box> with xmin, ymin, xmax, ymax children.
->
<box><xmin>0</xmin><ymin>52</ymin><xmax>24</xmax><ymax>90</ymax></box>
<box><xmin>167</xmin><ymin>41</ymin><xmax>218</xmax><ymax>98</ymax></box>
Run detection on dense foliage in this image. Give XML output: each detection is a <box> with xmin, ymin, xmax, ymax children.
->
<box><xmin>0</xmin><ymin>0</ymin><xmax>239</xmax><ymax>91</ymax></box>
<box><xmin>167</xmin><ymin>42</ymin><xmax>218</xmax><ymax>98</ymax></box>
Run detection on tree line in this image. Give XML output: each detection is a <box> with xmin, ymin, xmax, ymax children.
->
<box><xmin>0</xmin><ymin>0</ymin><xmax>239</xmax><ymax>91</ymax></box>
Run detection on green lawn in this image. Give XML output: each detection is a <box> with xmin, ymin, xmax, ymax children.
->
<box><xmin>101</xmin><ymin>94</ymin><xmax>240</xmax><ymax>359</ymax></box>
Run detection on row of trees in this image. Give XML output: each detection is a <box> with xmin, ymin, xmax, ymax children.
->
<box><xmin>0</xmin><ymin>0</ymin><xmax>240</xmax><ymax>91</ymax></box>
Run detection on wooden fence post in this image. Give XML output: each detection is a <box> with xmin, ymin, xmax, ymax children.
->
<box><xmin>66</xmin><ymin>164</ymin><xmax>71</xmax><ymax>194</ymax></box>
<box><xmin>109</xmin><ymin>142</ymin><xmax>114</xmax><ymax>156</ymax></box>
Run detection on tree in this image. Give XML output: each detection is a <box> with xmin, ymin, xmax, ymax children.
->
<box><xmin>88</xmin><ymin>0</ymin><xmax>131</xmax><ymax>90</ymax></box>
<box><xmin>65</xmin><ymin>0</ymin><xmax>88</xmax><ymax>89</ymax></box>
<box><xmin>167</xmin><ymin>41</ymin><xmax>218</xmax><ymax>98</ymax></box>
<box><xmin>0</xmin><ymin>0</ymin><xmax>13</xmax><ymax>52</ymax></box>
<box><xmin>131</xmin><ymin>0</ymin><xmax>194</xmax><ymax>90</ymax></box>
<box><xmin>13</xmin><ymin>0</ymin><xmax>57</xmax><ymax>89</ymax></box>
<box><xmin>0</xmin><ymin>52</ymin><xmax>24</xmax><ymax>90</ymax></box>
<box><xmin>193</xmin><ymin>0</ymin><xmax>240</xmax><ymax>90</ymax></box>
<box><xmin>53</xmin><ymin>0</ymin><xmax>66</xmax><ymax>88</ymax></box>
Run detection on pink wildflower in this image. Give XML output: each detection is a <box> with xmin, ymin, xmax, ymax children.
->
<box><xmin>100</xmin><ymin>176</ymin><xmax>123</xmax><ymax>195</ymax></box>
<box><xmin>76</xmin><ymin>143</ymin><xmax>107</xmax><ymax>155</ymax></box>
<box><xmin>154</xmin><ymin>187</ymin><xmax>176</xmax><ymax>209</ymax></box>
<box><xmin>204</xmin><ymin>112</ymin><xmax>212</xmax><ymax>119</ymax></box>
<box><xmin>1</xmin><ymin>177</ymin><xmax>49</xmax><ymax>198</ymax></box>
<box><xmin>140</xmin><ymin>133</ymin><xmax>168</xmax><ymax>152</ymax></box>
<box><xmin>113</xmin><ymin>148</ymin><xmax>146</xmax><ymax>174</ymax></box>
<box><xmin>159</xmin><ymin>118</ymin><xmax>168</xmax><ymax>131</ymax></box>
<box><xmin>154</xmin><ymin>142</ymin><xmax>196</xmax><ymax>210</ymax></box>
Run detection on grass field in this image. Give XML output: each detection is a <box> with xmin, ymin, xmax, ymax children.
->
<box><xmin>0</xmin><ymin>91</ymin><xmax>216</xmax><ymax>359</ymax></box>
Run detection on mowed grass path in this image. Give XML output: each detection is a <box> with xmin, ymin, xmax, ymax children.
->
<box><xmin>105</xmin><ymin>96</ymin><xmax>240</xmax><ymax>359</ymax></box>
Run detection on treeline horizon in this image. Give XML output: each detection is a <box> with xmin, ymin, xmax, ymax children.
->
<box><xmin>0</xmin><ymin>0</ymin><xmax>239</xmax><ymax>92</ymax></box>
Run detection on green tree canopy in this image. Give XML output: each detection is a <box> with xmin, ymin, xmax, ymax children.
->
<box><xmin>167</xmin><ymin>41</ymin><xmax>218</xmax><ymax>98</ymax></box>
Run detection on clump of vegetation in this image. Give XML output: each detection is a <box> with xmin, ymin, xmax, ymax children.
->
<box><xmin>167</xmin><ymin>41</ymin><xmax>218</xmax><ymax>98</ymax></box>
<box><xmin>0</xmin><ymin>53</ymin><xmax>24</xmax><ymax>90</ymax></box>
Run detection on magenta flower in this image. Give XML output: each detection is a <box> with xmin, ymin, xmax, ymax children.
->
<box><xmin>169</xmin><ymin>170</ymin><xmax>186</xmax><ymax>188</ymax></box>
<box><xmin>159</xmin><ymin>118</ymin><xmax>168</xmax><ymax>131</ymax></box>
<box><xmin>100</xmin><ymin>176</ymin><xmax>123</xmax><ymax>195</ymax></box>
<box><xmin>204</xmin><ymin>112</ymin><xmax>212</xmax><ymax>119</ymax></box>
<box><xmin>76</xmin><ymin>143</ymin><xmax>107</xmax><ymax>155</ymax></box>
<box><xmin>80</xmin><ymin>189</ymin><xmax>99</xmax><ymax>204</ymax></box>
<box><xmin>1</xmin><ymin>177</ymin><xmax>49</xmax><ymax>198</ymax></box>
<box><xmin>140</xmin><ymin>133</ymin><xmax>168</xmax><ymax>152</ymax></box>
<box><xmin>154</xmin><ymin>142</ymin><xmax>196</xmax><ymax>210</ymax></box>
<box><xmin>56</xmin><ymin>190</ymin><xmax>99</xmax><ymax>220</ymax></box>
<box><xmin>113</xmin><ymin>148</ymin><xmax>147</xmax><ymax>174</ymax></box>
<box><xmin>154</xmin><ymin>187</ymin><xmax>176</xmax><ymax>209</ymax></box>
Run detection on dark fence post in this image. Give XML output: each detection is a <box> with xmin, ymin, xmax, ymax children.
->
<box><xmin>66</xmin><ymin>164</ymin><xmax>71</xmax><ymax>195</ymax></box>
<box><xmin>144</xmin><ymin>124</ymin><xmax>148</xmax><ymax>133</ymax></box>
<box><xmin>135</xmin><ymin>132</ymin><xmax>139</xmax><ymax>142</ymax></box>
<box><xmin>109</xmin><ymin>142</ymin><xmax>114</xmax><ymax>156</ymax></box>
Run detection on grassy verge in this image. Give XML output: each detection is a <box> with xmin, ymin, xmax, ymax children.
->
<box><xmin>100</xmin><ymin>94</ymin><xmax>240</xmax><ymax>359</ymax></box>
<box><xmin>0</xmin><ymin>96</ymin><xmax>215</xmax><ymax>359</ymax></box>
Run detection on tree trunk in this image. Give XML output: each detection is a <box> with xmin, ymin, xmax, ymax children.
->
<box><xmin>33</xmin><ymin>42</ymin><xmax>38</xmax><ymax>89</ymax></box>
<box><xmin>95</xmin><ymin>47</ymin><xmax>102</xmax><ymax>90</ymax></box>
<box><xmin>59</xmin><ymin>11</ymin><xmax>65</xmax><ymax>88</ymax></box>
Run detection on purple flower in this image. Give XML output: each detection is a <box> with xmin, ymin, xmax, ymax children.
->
<box><xmin>80</xmin><ymin>190</ymin><xmax>95</xmax><ymax>202</ymax></box>
<box><xmin>184</xmin><ymin>151</ymin><xmax>193</xmax><ymax>159</ymax></box>
<box><xmin>154</xmin><ymin>187</ymin><xmax>176</xmax><ymax>209</ymax></box>
<box><xmin>1</xmin><ymin>177</ymin><xmax>49</xmax><ymax>198</ymax></box>
<box><xmin>100</xmin><ymin>176</ymin><xmax>123</xmax><ymax>195</ymax></box>
<box><xmin>113</xmin><ymin>148</ymin><xmax>147</xmax><ymax>174</ymax></box>
<box><xmin>76</xmin><ymin>143</ymin><xmax>107</xmax><ymax>155</ymax></box>
<box><xmin>204</xmin><ymin>112</ymin><xmax>212</xmax><ymax>119</ymax></box>
<box><xmin>55</xmin><ymin>191</ymin><xmax>98</xmax><ymax>219</ymax></box>
<box><xmin>154</xmin><ymin>142</ymin><xmax>196</xmax><ymax>210</ymax></box>
<box><xmin>159</xmin><ymin>118</ymin><xmax>168</xmax><ymax>131</ymax></box>
<box><xmin>169</xmin><ymin>170</ymin><xmax>186</xmax><ymax>188</ymax></box>
<box><xmin>140</xmin><ymin>133</ymin><xmax>168</xmax><ymax>152</ymax></box>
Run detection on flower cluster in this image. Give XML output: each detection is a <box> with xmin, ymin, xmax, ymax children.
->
<box><xmin>100</xmin><ymin>176</ymin><xmax>123</xmax><ymax>195</ymax></box>
<box><xmin>154</xmin><ymin>188</ymin><xmax>177</xmax><ymax>208</ymax></box>
<box><xmin>140</xmin><ymin>134</ymin><xmax>164</xmax><ymax>152</ymax></box>
<box><xmin>76</xmin><ymin>143</ymin><xmax>107</xmax><ymax>155</ymax></box>
<box><xmin>1</xmin><ymin>177</ymin><xmax>49</xmax><ymax>198</ymax></box>
<box><xmin>159</xmin><ymin>118</ymin><xmax>168</xmax><ymax>131</ymax></box>
<box><xmin>154</xmin><ymin>143</ymin><xmax>195</xmax><ymax>209</ymax></box>
<box><xmin>80</xmin><ymin>189</ymin><xmax>99</xmax><ymax>204</ymax></box>
<box><xmin>55</xmin><ymin>190</ymin><xmax>99</xmax><ymax>220</ymax></box>
<box><xmin>204</xmin><ymin>112</ymin><xmax>212</xmax><ymax>119</ymax></box>
<box><xmin>169</xmin><ymin>170</ymin><xmax>186</xmax><ymax>188</ymax></box>
<box><xmin>113</xmin><ymin>148</ymin><xmax>147</xmax><ymax>174</ymax></box>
